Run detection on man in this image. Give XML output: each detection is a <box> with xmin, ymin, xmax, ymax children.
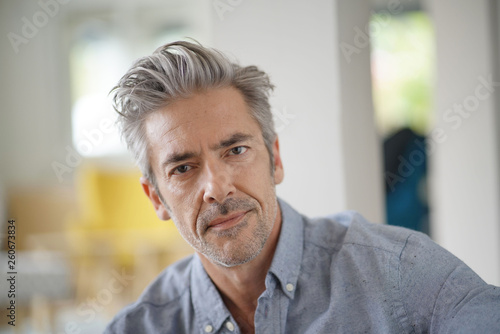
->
<box><xmin>105</xmin><ymin>41</ymin><xmax>500</xmax><ymax>333</ymax></box>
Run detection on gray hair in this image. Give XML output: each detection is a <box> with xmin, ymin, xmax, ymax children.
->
<box><xmin>111</xmin><ymin>40</ymin><xmax>276</xmax><ymax>187</ymax></box>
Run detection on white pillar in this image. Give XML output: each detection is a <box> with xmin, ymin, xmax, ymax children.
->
<box><xmin>336</xmin><ymin>0</ymin><xmax>385</xmax><ymax>223</ymax></box>
<box><xmin>427</xmin><ymin>0</ymin><xmax>500</xmax><ymax>285</ymax></box>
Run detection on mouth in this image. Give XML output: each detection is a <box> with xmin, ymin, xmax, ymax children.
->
<box><xmin>207</xmin><ymin>211</ymin><xmax>249</xmax><ymax>231</ymax></box>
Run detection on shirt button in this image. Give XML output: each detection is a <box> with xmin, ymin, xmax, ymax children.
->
<box><xmin>226</xmin><ymin>321</ymin><xmax>235</xmax><ymax>331</ymax></box>
<box><xmin>204</xmin><ymin>324</ymin><xmax>213</xmax><ymax>333</ymax></box>
<box><xmin>286</xmin><ymin>283</ymin><xmax>294</xmax><ymax>292</ymax></box>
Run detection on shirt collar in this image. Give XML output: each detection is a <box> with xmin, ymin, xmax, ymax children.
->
<box><xmin>268</xmin><ymin>198</ymin><xmax>304</xmax><ymax>299</ymax></box>
<box><xmin>191</xmin><ymin>253</ymin><xmax>231</xmax><ymax>332</ymax></box>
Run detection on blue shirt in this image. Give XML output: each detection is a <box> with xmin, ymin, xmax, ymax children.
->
<box><xmin>105</xmin><ymin>199</ymin><xmax>500</xmax><ymax>333</ymax></box>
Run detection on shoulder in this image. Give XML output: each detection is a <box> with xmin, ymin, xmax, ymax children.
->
<box><xmin>104</xmin><ymin>255</ymin><xmax>195</xmax><ymax>334</ymax></box>
<box><xmin>304</xmin><ymin>210</ymin><xmax>423</xmax><ymax>255</ymax></box>
<box><xmin>302</xmin><ymin>210</ymin><xmax>453</xmax><ymax>284</ymax></box>
<box><xmin>138</xmin><ymin>255</ymin><xmax>193</xmax><ymax>304</ymax></box>
<box><xmin>299</xmin><ymin>209</ymin><xmax>500</xmax><ymax>332</ymax></box>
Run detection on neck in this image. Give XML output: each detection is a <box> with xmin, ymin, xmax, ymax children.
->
<box><xmin>198</xmin><ymin>204</ymin><xmax>282</xmax><ymax>330</ymax></box>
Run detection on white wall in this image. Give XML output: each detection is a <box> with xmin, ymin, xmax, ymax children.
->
<box><xmin>0</xmin><ymin>0</ymin><xmax>73</xmax><ymax>188</ymax></box>
<box><xmin>427</xmin><ymin>0</ymin><xmax>500</xmax><ymax>285</ymax></box>
<box><xmin>211</xmin><ymin>0</ymin><xmax>384</xmax><ymax>222</ymax></box>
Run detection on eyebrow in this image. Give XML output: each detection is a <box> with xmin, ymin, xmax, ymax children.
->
<box><xmin>162</xmin><ymin>132</ymin><xmax>254</xmax><ymax>168</ymax></box>
<box><xmin>210</xmin><ymin>132</ymin><xmax>254</xmax><ymax>151</ymax></box>
<box><xmin>162</xmin><ymin>151</ymin><xmax>197</xmax><ymax>167</ymax></box>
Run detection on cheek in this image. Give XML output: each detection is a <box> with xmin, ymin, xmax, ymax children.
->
<box><xmin>165</xmin><ymin>175</ymin><xmax>201</xmax><ymax>201</ymax></box>
<box><xmin>234</xmin><ymin>158</ymin><xmax>274</xmax><ymax>198</ymax></box>
<box><xmin>163</xmin><ymin>184</ymin><xmax>199</xmax><ymax>221</ymax></box>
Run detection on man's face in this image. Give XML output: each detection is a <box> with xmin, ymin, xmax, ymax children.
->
<box><xmin>142</xmin><ymin>87</ymin><xmax>284</xmax><ymax>267</ymax></box>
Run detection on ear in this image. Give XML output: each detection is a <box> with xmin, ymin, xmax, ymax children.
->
<box><xmin>272</xmin><ymin>137</ymin><xmax>284</xmax><ymax>185</ymax></box>
<box><xmin>140</xmin><ymin>176</ymin><xmax>170</xmax><ymax>221</ymax></box>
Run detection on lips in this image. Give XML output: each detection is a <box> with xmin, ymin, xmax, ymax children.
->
<box><xmin>207</xmin><ymin>211</ymin><xmax>248</xmax><ymax>230</ymax></box>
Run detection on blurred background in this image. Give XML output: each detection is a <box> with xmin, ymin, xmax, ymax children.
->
<box><xmin>0</xmin><ymin>0</ymin><xmax>499</xmax><ymax>332</ymax></box>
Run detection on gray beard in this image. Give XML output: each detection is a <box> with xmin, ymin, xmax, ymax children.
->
<box><xmin>168</xmin><ymin>196</ymin><xmax>277</xmax><ymax>268</ymax></box>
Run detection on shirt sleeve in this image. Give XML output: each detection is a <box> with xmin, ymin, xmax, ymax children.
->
<box><xmin>398</xmin><ymin>232</ymin><xmax>500</xmax><ymax>333</ymax></box>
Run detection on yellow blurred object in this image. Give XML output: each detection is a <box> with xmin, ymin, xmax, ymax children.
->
<box><xmin>66</xmin><ymin>161</ymin><xmax>193</xmax><ymax>302</ymax></box>
<box><xmin>75</xmin><ymin>162</ymin><xmax>163</xmax><ymax>230</ymax></box>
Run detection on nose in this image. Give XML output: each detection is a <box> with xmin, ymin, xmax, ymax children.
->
<box><xmin>202</xmin><ymin>158</ymin><xmax>235</xmax><ymax>204</ymax></box>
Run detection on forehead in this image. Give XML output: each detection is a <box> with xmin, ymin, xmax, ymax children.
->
<box><xmin>144</xmin><ymin>87</ymin><xmax>262</xmax><ymax>160</ymax></box>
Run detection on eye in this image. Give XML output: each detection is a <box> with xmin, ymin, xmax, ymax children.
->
<box><xmin>228</xmin><ymin>146</ymin><xmax>248</xmax><ymax>156</ymax></box>
<box><xmin>172</xmin><ymin>165</ymin><xmax>192</xmax><ymax>175</ymax></box>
